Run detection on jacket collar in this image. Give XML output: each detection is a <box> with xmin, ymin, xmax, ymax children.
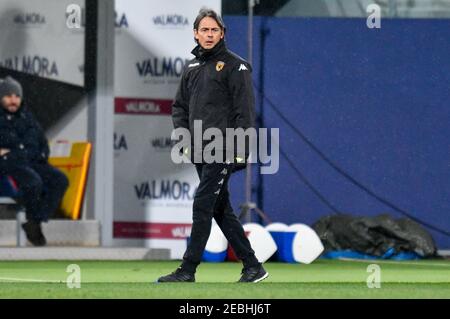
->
<box><xmin>191</xmin><ymin>39</ymin><xmax>226</xmax><ymax>61</ymax></box>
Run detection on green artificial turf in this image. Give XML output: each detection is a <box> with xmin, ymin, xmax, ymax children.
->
<box><xmin>0</xmin><ymin>259</ymin><xmax>449</xmax><ymax>299</ymax></box>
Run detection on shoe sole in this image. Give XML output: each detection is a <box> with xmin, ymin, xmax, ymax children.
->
<box><xmin>252</xmin><ymin>272</ymin><xmax>269</xmax><ymax>283</ymax></box>
<box><xmin>155</xmin><ymin>278</ymin><xmax>195</xmax><ymax>283</ymax></box>
<box><xmin>155</xmin><ymin>281</ymin><xmax>195</xmax><ymax>283</ymax></box>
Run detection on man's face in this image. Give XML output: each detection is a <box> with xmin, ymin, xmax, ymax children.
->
<box><xmin>194</xmin><ymin>17</ymin><xmax>224</xmax><ymax>50</ymax></box>
<box><xmin>1</xmin><ymin>94</ymin><xmax>22</xmax><ymax>113</ymax></box>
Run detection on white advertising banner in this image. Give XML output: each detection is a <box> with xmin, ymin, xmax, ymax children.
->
<box><xmin>0</xmin><ymin>0</ymin><xmax>85</xmax><ymax>86</ymax></box>
<box><xmin>113</xmin><ymin>0</ymin><xmax>221</xmax><ymax>258</ymax></box>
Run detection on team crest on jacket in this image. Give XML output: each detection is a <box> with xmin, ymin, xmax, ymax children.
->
<box><xmin>216</xmin><ymin>61</ymin><xmax>225</xmax><ymax>72</ymax></box>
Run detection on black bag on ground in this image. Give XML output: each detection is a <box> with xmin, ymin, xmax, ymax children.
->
<box><xmin>312</xmin><ymin>213</ymin><xmax>437</xmax><ymax>258</ymax></box>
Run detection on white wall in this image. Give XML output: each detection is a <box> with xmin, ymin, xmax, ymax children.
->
<box><xmin>46</xmin><ymin>97</ymin><xmax>88</xmax><ymax>143</ymax></box>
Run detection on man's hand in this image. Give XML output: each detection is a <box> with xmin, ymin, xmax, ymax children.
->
<box><xmin>0</xmin><ymin>148</ymin><xmax>10</xmax><ymax>156</ymax></box>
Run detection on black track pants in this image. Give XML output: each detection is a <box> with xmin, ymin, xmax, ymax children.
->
<box><xmin>181</xmin><ymin>163</ymin><xmax>259</xmax><ymax>273</ymax></box>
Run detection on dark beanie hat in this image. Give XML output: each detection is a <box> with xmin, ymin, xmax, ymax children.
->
<box><xmin>0</xmin><ymin>76</ymin><xmax>23</xmax><ymax>99</ymax></box>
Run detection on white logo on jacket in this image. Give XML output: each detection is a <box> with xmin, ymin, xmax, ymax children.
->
<box><xmin>238</xmin><ymin>64</ymin><xmax>248</xmax><ymax>71</ymax></box>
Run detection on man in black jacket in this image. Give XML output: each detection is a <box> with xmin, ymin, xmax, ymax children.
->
<box><xmin>0</xmin><ymin>76</ymin><xmax>68</xmax><ymax>246</ymax></box>
<box><xmin>157</xmin><ymin>9</ymin><xmax>268</xmax><ymax>283</ymax></box>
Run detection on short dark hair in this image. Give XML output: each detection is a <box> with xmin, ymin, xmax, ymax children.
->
<box><xmin>193</xmin><ymin>8</ymin><xmax>226</xmax><ymax>33</ymax></box>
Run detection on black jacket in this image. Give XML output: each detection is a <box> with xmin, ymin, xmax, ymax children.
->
<box><xmin>172</xmin><ymin>40</ymin><xmax>256</xmax><ymax>165</ymax></box>
<box><xmin>0</xmin><ymin>104</ymin><xmax>49</xmax><ymax>167</ymax></box>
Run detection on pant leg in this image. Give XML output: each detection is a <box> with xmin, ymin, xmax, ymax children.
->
<box><xmin>213</xmin><ymin>187</ymin><xmax>259</xmax><ymax>268</ymax></box>
<box><xmin>0</xmin><ymin>165</ymin><xmax>44</xmax><ymax>222</ymax></box>
<box><xmin>30</xmin><ymin>163</ymin><xmax>69</xmax><ymax>221</ymax></box>
<box><xmin>182</xmin><ymin>162</ymin><xmax>233</xmax><ymax>272</ymax></box>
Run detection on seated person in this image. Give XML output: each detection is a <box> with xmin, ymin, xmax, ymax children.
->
<box><xmin>0</xmin><ymin>76</ymin><xmax>68</xmax><ymax>246</ymax></box>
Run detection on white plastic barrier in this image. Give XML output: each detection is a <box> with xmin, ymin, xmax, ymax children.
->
<box><xmin>243</xmin><ymin>223</ymin><xmax>277</xmax><ymax>263</ymax></box>
<box><xmin>202</xmin><ymin>224</ymin><xmax>228</xmax><ymax>262</ymax></box>
<box><xmin>287</xmin><ymin>223</ymin><xmax>324</xmax><ymax>264</ymax></box>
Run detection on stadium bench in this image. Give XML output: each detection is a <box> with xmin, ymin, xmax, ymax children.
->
<box><xmin>0</xmin><ymin>175</ymin><xmax>27</xmax><ymax>246</ymax></box>
<box><xmin>0</xmin><ymin>141</ymin><xmax>92</xmax><ymax>246</ymax></box>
